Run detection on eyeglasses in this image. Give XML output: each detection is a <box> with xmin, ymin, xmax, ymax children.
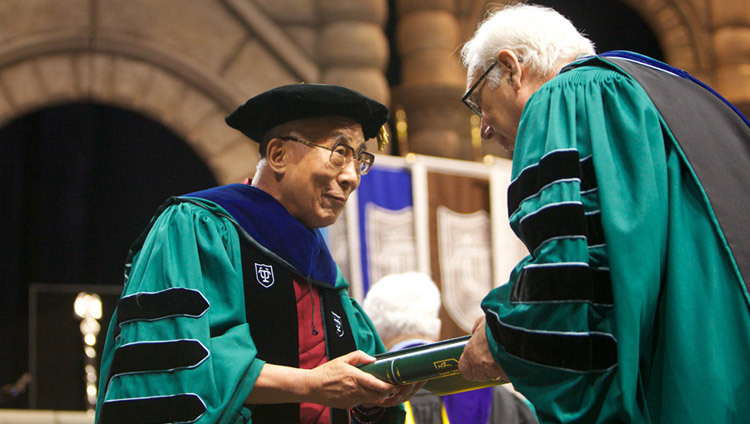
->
<box><xmin>462</xmin><ymin>62</ymin><xmax>497</xmax><ymax>117</ymax></box>
<box><xmin>280</xmin><ymin>136</ymin><xmax>375</xmax><ymax>175</ymax></box>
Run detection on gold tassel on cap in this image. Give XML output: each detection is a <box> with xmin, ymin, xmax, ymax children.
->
<box><xmin>377</xmin><ymin>125</ymin><xmax>389</xmax><ymax>151</ymax></box>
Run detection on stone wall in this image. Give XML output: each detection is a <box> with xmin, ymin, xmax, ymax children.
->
<box><xmin>0</xmin><ymin>0</ymin><xmax>389</xmax><ymax>183</ymax></box>
<box><xmin>394</xmin><ymin>0</ymin><xmax>750</xmax><ymax>159</ymax></box>
<box><xmin>0</xmin><ymin>0</ymin><xmax>747</xmax><ymax>173</ymax></box>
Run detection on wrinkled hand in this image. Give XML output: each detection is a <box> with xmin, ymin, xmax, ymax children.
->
<box><xmin>458</xmin><ymin>316</ymin><xmax>508</xmax><ymax>382</ymax></box>
<box><xmin>364</xmin><ymin>380</ymin><xmax>425</xmax><ymax>408</ymax></box>
<box><xmin>306</xmin><ymin>350</ymin><xmax>405</xmax><ymax>409</ymax></box>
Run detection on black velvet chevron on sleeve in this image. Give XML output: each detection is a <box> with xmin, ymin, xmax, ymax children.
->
<box><xmin>108</xmin><ymin>339</ymin><xmax>209</xmax><ymax>380</ymax></box>
<box><xmin>518</xmin><ymin>202</ymin><xmax>587</xmax><ymax>253</ymax></box>
<box><xmin>486</xmin><ymin>311</ymin><xmax>617</xmax><ymax>372</ymax></box>
<box><xmin>99</xmin><ymin>393</ymin><xmax>206</xmax><ymax>424</ymax></box>
<box><xmin>113</xmin><ymin>288</ymin><xmax>210</xmax><ymax>339</ymax></box>
<box><xmin>508</xmin><ymin>150</ymin><xmax>582</xmax><ymax>215</ymax></box>
<box><xmin>511</xmin><ymin>264</ymin><xmax>613</xmax><ymax>306</ymax></box>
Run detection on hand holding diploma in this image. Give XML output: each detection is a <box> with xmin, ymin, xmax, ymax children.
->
<box><xmin>359</xmin><ymin>333</ymin><xmax>507</xmax><ymax>395</ymax></box>
<box><xmin>458</xmin><ymin>316</ymin><xmax>509</xmax><ymax>383</ymax></box>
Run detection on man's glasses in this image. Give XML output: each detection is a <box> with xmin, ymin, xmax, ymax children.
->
<box><xmin>280</xmin><ymin>136</ymin><xmax>375</xmax><ymax>175</ymax></box>
<box><xmin>462</xmin><ymin>62</ymin><xmax>497</xmax><ymax>117</ymax></box>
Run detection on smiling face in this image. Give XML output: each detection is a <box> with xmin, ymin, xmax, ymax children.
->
<box><xmin>262</xmin><ymin>116</ymin><xmax>366</xmax><ymax>229</ymax></box>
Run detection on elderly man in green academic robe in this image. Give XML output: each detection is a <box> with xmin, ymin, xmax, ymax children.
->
<box><xmin>95</xmin><ymin>84</ymin><xmax>419</xmax><ymax>424</ymax></box>
<box><xmin>458</xmin><ymin>4</ymin><xmax>750</xmax><ymax>423</ymax></box>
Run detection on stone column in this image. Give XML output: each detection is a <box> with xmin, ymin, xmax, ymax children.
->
<box><xmin>711</xmin><ymin>0</ymin><xmax>750</xmax><ymax>117</ymax></box>
<box><xmin>317</xmin><ymin>0</ymin><xmax>391</xmax><ymax>152</ymax></box>
<box><xmin>392</xmin><ymin>0</ymin><xmax>471</xmax><ymax>159</ymax></box>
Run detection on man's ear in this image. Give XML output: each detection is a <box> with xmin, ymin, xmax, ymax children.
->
<box><xmin>264</xmin><ymin>138</ymin><xmax>287</xmax><ymax>174</ymax></box>
<box><xmin>495</xmin><ymin>49</ymin><xmax>523</xmax><ymax>91</ymax></box>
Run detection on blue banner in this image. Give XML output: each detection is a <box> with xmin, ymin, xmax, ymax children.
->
<box><xmin>356</xmin><ymin>166</ymin><xmax>413</xmax><ymax>293</ymax></box>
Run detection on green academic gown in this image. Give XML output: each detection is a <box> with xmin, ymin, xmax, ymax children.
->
<box><xmin>95</xmin><ymin>185</ymin><xmax>403</xmax><ymax>424</ymax></box>
<box><xmin>482</xmin><ymin>54</ymin><xmax>750</xmax><ymax>423</ymax></box>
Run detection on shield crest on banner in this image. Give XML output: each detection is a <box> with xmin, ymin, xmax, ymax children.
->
<box><xmin>437</xmin><ymin>207</ymin><xmax>493</xmax><ymax>333</ymax></box>
<box><xmin>366</xmin><ymin>203</ymin><xmax>416</xmax><ymax>286</ymax></box>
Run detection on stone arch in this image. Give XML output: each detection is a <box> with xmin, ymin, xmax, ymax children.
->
<box><xmin>616</xmin><ymin>0</ymin><xmax>713</xmax><ymax>79</ymax></box>
<box><xmin>461</xmin><ymin>0</ymin><xmax>712</xmax><ymax>79</ymax></box>
<box><xmin>0</xmin><ymin>33</ymin><xmax>258</xmax><ymax>184</ymax></box>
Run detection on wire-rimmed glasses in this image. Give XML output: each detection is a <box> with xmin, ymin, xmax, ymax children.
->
<box><xmin>280</xmin><ymin>136</ymin><xmax>375</xmax><ymax>175</ymax></box>
<box><xmin>461</xmin><ymin>62</ymin><xmax>497</xmax><ymax>117</ymax></box>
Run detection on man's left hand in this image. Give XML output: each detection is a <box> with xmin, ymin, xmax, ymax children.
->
<box><xmin>458</xmin><ymin>316</ymin><xmax>508</xmax><ymax>382</ymax></box>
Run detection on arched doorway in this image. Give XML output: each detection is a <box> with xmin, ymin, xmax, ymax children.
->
<box><xmin>535</xmin><ymin>0</ymin><xmax>664</xmax><ymax>60</ymax></box>
<box><xmin>0</xmin><ymin>102</ymin><xmax>217</xmax><ymax>409</ymax></box>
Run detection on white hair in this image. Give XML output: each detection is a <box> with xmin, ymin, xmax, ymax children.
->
<box><xmin>362</xmin><ymin>272</ymin><xmax>442</xmax><ymax>345</ymax></box>
<box><xmin>460</xmin><ymin>3</ymin><xmax>596</xmax><ymax>85</ymax></box>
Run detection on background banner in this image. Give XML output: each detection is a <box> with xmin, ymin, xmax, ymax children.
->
<box><xmin>327</xmin><ymin>154</ymin><xmax>527</xmax><ymax>339</ymax></box>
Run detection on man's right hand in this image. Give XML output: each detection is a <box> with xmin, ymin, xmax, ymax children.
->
<box><xmin>305</xmin><ymin>350</ymin><xmax>399</xmax><ymax>409</ymax></box>
<box><xmin>246</xmin><ymin>350</ymin><xmax>416</xmax><ymax>409</ymax></box>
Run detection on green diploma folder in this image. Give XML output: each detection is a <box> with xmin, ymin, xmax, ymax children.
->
<box><xmin>358</xmin><ymin>335</ymin><xmax>507</xmax><ymax>395</ymax></box>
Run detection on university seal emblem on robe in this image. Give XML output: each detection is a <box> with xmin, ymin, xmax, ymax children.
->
<box><xmin>255</xmin><ymin>263</ymin><xmax>275</xmax><ymax>288</ymax></box>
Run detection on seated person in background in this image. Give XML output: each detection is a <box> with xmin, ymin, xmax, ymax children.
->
<box><xmin>363</xmin><ymin>272</ymin><xmax>538</xmax><ymax>424</ymax></box>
